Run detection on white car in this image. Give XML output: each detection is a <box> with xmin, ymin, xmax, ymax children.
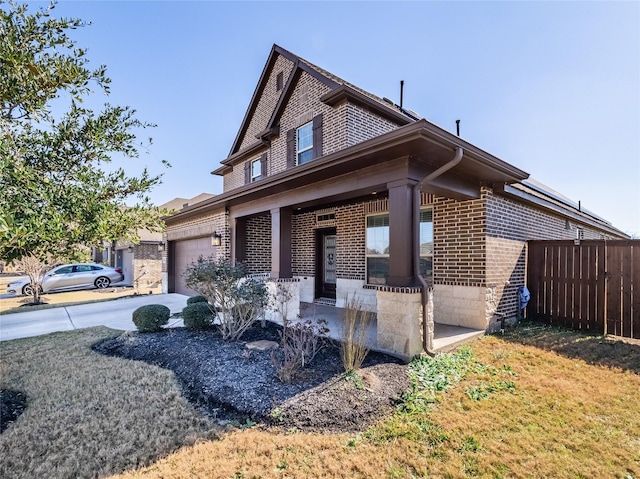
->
<box><xmin>7</xmin><ymin>263</ymin><xmax>125</xmax><ymax>296</ymax></box>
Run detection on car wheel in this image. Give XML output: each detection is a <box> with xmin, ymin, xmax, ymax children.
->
<box><xmin>95</xmin><ymin>277</ymin><xmax>111</xmax><ymax>289</ymax></box>
<box><xmin>22</xmin><ymin>284</ymin><xmax>42</xmax><ymax>296</ymax></box>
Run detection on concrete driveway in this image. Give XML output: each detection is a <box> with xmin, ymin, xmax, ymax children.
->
<box><xmin>0</xmin><ymin>293</ymin><xmax>188</xmax><ymax>342</ymax></box>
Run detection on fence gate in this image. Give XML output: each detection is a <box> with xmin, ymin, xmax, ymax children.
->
<box><xmin>527</xmin><ymin>240</ymin><xmax>639</xmax><ymax>339</ymax></box>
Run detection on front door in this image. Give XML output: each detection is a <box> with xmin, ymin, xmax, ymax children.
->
<box><xmin>316</xmin><ymin>229</ymin><xmax>337</xmax><ymax>300</ymax></box>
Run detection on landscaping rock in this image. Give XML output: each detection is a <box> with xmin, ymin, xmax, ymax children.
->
<box><xmin>245</xmin><ymin>340</ymin><xmax>279</xmax><ymax>351</ymax></box>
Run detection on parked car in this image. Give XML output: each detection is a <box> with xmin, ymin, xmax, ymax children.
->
<box><xmin>6</xmin><ymin>263</ymin><xmax>125</xmax><ymax>296</ymax></box>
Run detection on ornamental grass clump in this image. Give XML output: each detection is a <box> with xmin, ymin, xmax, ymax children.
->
<box><xmin>340</xmin><ymin>294</ymin><xmax>374</xmax><ymax>373</ymax></box>
<box><xmin>132</xmin><ymin>304</ymin><xmax>170</xmax><ymax>332</ymax></box>
<box><xmin>184</xmin><ymin>257</ymin><xmax>268</xmax><ymax>340</ymax></box>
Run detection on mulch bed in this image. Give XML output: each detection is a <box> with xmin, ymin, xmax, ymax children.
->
<box><xmin>93</xmin><ymin>322</ymin><xmax>411</xmax><ymax>433</ymax></box>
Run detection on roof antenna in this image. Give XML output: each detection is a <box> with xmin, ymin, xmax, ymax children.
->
<box><xmin>456</xmin><ymin>119</ymin><xmax>460</xmax><ymax>136</ymax></box>
<box><xmin>400</xmin><ymin>80</ymin><xmax>404</xmax><ymax>110</ymax></box>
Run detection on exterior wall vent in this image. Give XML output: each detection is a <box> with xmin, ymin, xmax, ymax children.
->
<box><xmin>276</xmin><ymin>71</ymin><xmax>283</xmax><ymax>91</ymax></box>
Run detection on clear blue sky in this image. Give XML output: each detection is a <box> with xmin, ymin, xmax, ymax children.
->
<box><xmin>32</xmin><ymin>0</ymin><xmax>640</xmax><ymax>236</ymax></box>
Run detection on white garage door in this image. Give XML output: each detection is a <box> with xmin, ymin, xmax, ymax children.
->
<box><xmin>173</xmin><ymin>237</ymin><xmax>217</xmax><ymax>295</ymax></box>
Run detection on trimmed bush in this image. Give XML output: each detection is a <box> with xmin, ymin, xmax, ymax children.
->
<box><xmin>132</xmin><ymin>304</ymin><xmax>170</xmax><ymax>332</ymax></box>
<box><xmin>182</xmin><ymin>302</ymin><xmax>215</xmax><ymax>330</ymax></box>
<box><xmin>187</xmin><ymin>295</ymin><xmax>208</xmax><ymax>306</ymax></box>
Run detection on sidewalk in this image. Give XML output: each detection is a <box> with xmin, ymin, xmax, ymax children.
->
<box><xmin>0</xmin><ymin>293</ymin><xmax>188</xmax><ymax>342</ymax></box>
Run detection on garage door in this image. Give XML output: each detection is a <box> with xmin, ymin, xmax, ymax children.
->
<box><xmin>173</xmin><ymin>237</ymin><xmax>217</xmax><ymax>295</ymax></box>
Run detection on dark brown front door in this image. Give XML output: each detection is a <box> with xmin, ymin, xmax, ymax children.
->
<box><xmin>316</xmin><ymin>229</ymin><xmax>336</xmax><ymax>299</ymax></box>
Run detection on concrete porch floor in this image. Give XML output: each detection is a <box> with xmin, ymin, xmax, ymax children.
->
<box><xmin>298</xmin><ymin>302</ymin><xmax>484</xmax><ymax>359</ymax></box>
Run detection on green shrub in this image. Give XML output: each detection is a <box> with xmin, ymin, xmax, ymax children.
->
<box><xmin>186</xmin><ymin>295</ymin><xmax>208</xmax><ymax>306</ymax></box>
<box><xmin>182</xmin><ymin>302</ymin><xmax>214</xmax><ymax>330</ymax></box>
<box><xmin>184</xmin><ymin>258</ymin><xmax>268</xmax><ymax>340</ymax></box>
<box><xmin>132</xmin><ymin>304</ymin><xmax>170</xmax><ymax>332</ymax></box>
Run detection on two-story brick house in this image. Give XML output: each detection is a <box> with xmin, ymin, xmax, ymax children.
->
<box><xmin>164</xmin><ymin>45</ymin><xmax>627</xmax><ymax>359</ymax></box>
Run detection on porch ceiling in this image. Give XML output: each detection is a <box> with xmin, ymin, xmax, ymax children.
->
<box><xmin>168</xmin><ymin>119</ymin><xmax>529</xmax><ymax>222</ymax></box>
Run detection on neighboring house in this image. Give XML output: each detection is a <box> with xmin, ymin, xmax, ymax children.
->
<box><xmin>94</xmin><ymin>193</ymin><xmax>214</xmax><ymax>292</ymax></box>
<box><xmin>164</xmin><ymin>45</ymin><xmax>627</xmax><ymax>359</ymax></box>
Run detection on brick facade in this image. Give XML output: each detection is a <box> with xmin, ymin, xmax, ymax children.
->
<box><xmin>245</xmin><ymin>215</ymin><xmax>271</xmax><ymax>274</ymax></box>
<box><xmin>132</xmin><ymin>243</ymin><xmax>162</xmax><ymax>292</ymax></box>
<box><xmin>238</xmin><ymin>55</ymin><xmax>295</xmax><ymax>152</ymax></box>
<box><xmin>432</xmin><ymin>191</ymin><xmax>487</xmax><ymax>287</ymax></box>
<box><xmin>223</xmin><ymin>52</ymin><xmax>404</xmax><ymax>194</ymax></box>
<box><xmin>165</xmin><ymin>45</ymin><xmax>627</xmax><ymax>357</ymax></box>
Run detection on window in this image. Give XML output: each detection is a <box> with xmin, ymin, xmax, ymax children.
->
<box><xmin>276</xmin><ymin>71</ymin><xmax>284</xmax><ymax>91</ymax></box>
<box><xmin>250</xmin><ymin>158</ymin><xmax>262</xmax><ymax>182</ymax></box>
<box><xmin>244</xmin><ymin>153</ymin><xmax>266</xmax><ymax>184</ymax></box>
<box><xmin>286</xmin><ymin>114</ymin><xmax>322</xmax><ymax>169</ymax></box>
<box><xmin>296</xmin><ymin>122</ymin><xmax>313</xmax><ymax>165</ymax></box>
<box><xmin>53</xmin><ymin>266</ymin><xmax>73</xmax><ymax>275</ymax></box>
<box><xmin>419</xmin><ymin>209</ymin><xmax>433</xmax><ymax>284</ymax></box>
<box><xmin>365</xmin><ymin>209</ymin><xmax>433</xmax><ymax>285</ymax></box>
<box><xmin>366</xmin><ymin>214</ymin><xmax>390</xmax><ymax>284</ymax></box>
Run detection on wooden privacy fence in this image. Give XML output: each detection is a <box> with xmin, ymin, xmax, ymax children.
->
<box><xmin>527</xmin><ymin>240</ymin><xmax>640</xmax><ymax>339</ymax></box>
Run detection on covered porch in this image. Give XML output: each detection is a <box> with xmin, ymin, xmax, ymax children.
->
<box><xmin>299</xmin><ymin>302</ymin><xmax>485</xmax><ymax>359</ymax></box>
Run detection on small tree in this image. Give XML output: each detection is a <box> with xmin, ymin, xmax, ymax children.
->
<box><xmin>1</xmin><ymin>1</ymin><xmax>167</xmax><ymax>272</ymax></box>
<box><xmin>183</xmin><ymin>257</ymin><xmax>268</xmax><ymax>340</ymax></box>
<box><xmin>269</xmin><ymin>283</ymin><xmax>329</xmax><ymax>383</ymax></box>
<box><xmin>11</xmin><ymin>248</ymin><xmax>89</xmax><ymax>304</ymax></box>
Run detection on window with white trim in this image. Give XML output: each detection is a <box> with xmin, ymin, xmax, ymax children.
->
<box><xmin>296</xmin><ymin>122</ymin><xmax>313</xmax><ymax>165</ymax></box>
<box><xmin>250</xmin><ymin>158</ymin><xmax>262</xmax><ymax>182</ymax></box>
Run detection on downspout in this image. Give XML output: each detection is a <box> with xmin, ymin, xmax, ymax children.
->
<box><xmin>414</xmin><ymin>147</ymin><xmax>464</xmax><ymax>355</ymax></box>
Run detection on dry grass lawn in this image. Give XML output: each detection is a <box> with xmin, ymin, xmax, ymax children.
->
<box><xmin>0</xmin><ymin>327</ymin><xmax>218</xmax><ymax>479</ymax></box>
<box><xmin>1</xmin><ymin>322</ymin><xmax>638</xmax><ymax>479</ymax></box>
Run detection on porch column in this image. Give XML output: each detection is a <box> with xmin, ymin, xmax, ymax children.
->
<box><xmin>387</xmin><ymin>178</ymin><xmax>417</xmax><ymax>286</ymax></box>
<box><xmin>271</xmin><ymin>207</ymin><xmax>292</xmax><ymax>278</ymax></box>
<box><xmin>231</xmin><ymin>216</ymin><xmax>247</xmax><ymax>265</ymax></box>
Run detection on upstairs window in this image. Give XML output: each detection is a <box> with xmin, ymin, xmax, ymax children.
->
<box><xmin>244</xmin><ymin>153</ymin><xmax>267</xmax><ymax>185</ymax></box>
<box><xmin>296</xmin><ymin>122</ymin><xmax>313</xmax><ymax>165</ymax></box>
<box><xmin>251</xmin><ymin>158</ymin><xmax>262</xmax><ymax>182</ymax></box>
<box><xmin>286</xmin><ymin>114</ymin><xmax>323</xmax><ymax>169</ymax></box>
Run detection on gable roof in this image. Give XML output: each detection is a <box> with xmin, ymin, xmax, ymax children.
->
<box><xmin>224</xmin><ymin>44</ymin><xmax>418</xmax><ymax>163</ymax></box>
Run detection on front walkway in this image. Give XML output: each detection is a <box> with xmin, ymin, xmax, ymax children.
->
<box><xmin>298</xmin><ymin>302</ymin><xmax>484</xmax><ymax>359</ymax></box>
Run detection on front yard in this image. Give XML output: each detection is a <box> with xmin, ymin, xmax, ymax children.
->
<box><xmin>1</xmin><ymin>321</ymin><xmax>638</xmax><ymax>478</ymax></box>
